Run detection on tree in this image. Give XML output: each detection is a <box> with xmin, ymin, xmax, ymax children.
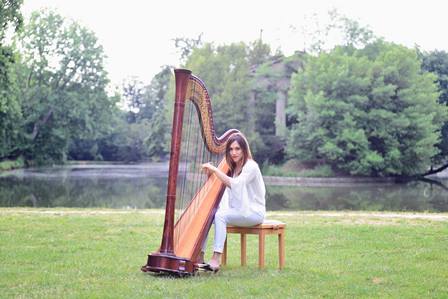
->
<box><xmin>15</xmin><ymin>9</ymin><xmax>116</xmax><ymax>163</ymax></box>
<box><xmin>121</xmin><ymin>77</ymin><xmax>145</xmax><ymax>124</ymax></box>
<box><xmin>97</xmin><ymin>116</ymin><xmax>154</xmax><ymax>162</ymax></box>
<box><xmin>173</xmin><ymin>34</ymin><xmax>203</xmax><ymax>64</ymax></box>
<box><xmin>140</xmin><ymin>66</ymin><xmax>172</xmax><ymax>158</ymax></box>
<box><xmin>94</xmin><ymin>66</ymin><xmax>173</xmax><ymax>162</ymax></box>
<box><xmin>287</xmin><ymin>41</ymin><xmax>448</xmax><ymax>176</ymax></box>
<box><xmin>421</xmin><ymin>50</ymin><xmax>448</xmax><ymax>164</ymax></box>
<box><xmin>182</xmin><ymin>41</ymin><xmax>279</xmax><ymax>162</ymax></box>
<box><xmin>185</xmin><ymin>42</ymin><xmax>253</xmax><ymax>135</ymax></box>
<box><xmin>185</xmin><ymin>42</ymin><xmax>261</xmax><ymax>159</ymax></box>
<box><xmin>0</xmin><ymin>0</ymin><xmax>23</xmax><ymax>159</ymax></box>
<box><xmin>301</xmin><ymin>9</ymin><xmax>376</xmax><ymax>55</ymax></box>
<box><xmin>247</xmin><ymin>38</ymin><xmax>271</xmax><ymax>66</ymax></box>
<box><xmin>0</xmin><ymin>0</ymin><xmax>23</xmax><ymax>41</ymax></box>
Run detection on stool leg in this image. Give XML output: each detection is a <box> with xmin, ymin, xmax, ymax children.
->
<box><xmin>241</xmin><ymin>233</ymin><xmax>247</xmax><ymax>266</ymax></box>
<box><xmin>259</xmin><ymin>231</ymin><xmax>265</xmax><ymax>269</ymax></box>
<box><xmin>222</xmin><ymin>237</ymin><xmax>227</xmax><ymax>266</ymax></box>
<box><xmin>279</xmin><ymin>230</ymin><xmax>285</xmax><ymax>269</ymax></box>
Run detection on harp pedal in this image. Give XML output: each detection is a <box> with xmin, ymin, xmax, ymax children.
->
<box><xmin>178</xmin><ymin>260</ymin><xmax>186</xmax><ymax>271</ymax></box>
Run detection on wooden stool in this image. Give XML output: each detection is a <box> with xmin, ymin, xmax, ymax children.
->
<box><xmin>222</xmin><ymin>220</ymin><xmax>286</xmax><ymax>269</ymax></box>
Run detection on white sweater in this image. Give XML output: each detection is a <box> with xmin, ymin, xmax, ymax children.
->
<box><xmin>222</xmin><ymin>159</ymin><xmax>266</xmax><ymax>217</ymax></box>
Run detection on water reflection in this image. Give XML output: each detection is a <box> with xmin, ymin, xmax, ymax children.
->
<box><xmin>266</xmin><ymin>180</ymin><xmax>448</xmax><ymax>212</ymax></box>
<box><xmin>1</xmin><ymin>163</ymin><xmax>447</xmax><ymax>212</ymax></box>
<box><xmin>0</xmin><ymin>163</ymin><xmax>168</xmax><ymax>209</ymax></box>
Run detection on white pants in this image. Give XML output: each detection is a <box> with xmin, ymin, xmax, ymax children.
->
<box><xmin>212</xmin><ymin>208</ymin><xmax>264</xmax><ymax>253</ymax></box>
<box><xmin>202</xmin><ymin>206</ymin><xmax>264</xmax><ymax>253</ymax></box>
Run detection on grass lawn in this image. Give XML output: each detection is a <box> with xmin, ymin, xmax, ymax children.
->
<box><xmin>1</xmin><ymin>209</ymin><xmax>447</xmax><ymax>298</ymax></box>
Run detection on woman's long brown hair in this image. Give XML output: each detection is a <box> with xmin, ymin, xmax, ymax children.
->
<box><xmin>225</xmin><ymin>134</ymin><xmax>251</xmax><ymax>176</ymax></box>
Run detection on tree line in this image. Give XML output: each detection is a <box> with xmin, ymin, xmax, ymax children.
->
<box><xmin>2</xmin><ymin>3</ymin><xmax>448</xmax><ymax>177</ymax></box>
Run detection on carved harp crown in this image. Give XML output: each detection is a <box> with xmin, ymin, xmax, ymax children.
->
<box><xmin>141</xmin><ymin>69</ymin><xmax>239</xmax><ymax>275</ymax></box>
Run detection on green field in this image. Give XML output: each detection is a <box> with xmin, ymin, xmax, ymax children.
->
<box><xmin>1</xmin><ymin>209</ymin><xmax>447</xmax><ymax>298</ymax></box>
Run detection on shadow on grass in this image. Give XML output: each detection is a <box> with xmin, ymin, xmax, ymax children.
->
<box><xmin>142</xmin><ymin>270</ymin><xmax>218</xmax><ymax>279</ymax></box>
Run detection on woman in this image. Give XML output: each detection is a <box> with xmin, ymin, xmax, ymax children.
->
<box><xmin>201</xmin><ymin>133</ymin><xmax>266</xmax><ymax>271</ymax></box>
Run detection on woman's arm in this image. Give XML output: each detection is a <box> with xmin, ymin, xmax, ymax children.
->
<box><xmin>201</xmin><ymin>163</ymin><xmax>231</xmax><ymax>187</ymax></box>
<box><xmin>202</xmin><ymin>160</ymin><xmax>259</xmax><ymax>189</ymax></box>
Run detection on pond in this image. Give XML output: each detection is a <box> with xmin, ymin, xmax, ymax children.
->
<box><xmin>1</xmin><ymin>163</ymin><xmax>447</xmax><ymax>212</ymax></box>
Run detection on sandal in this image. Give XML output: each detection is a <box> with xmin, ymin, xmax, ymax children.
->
<box><xmin>197</xmin><ymin>263</ymin><xmax>209</xmax><ymax>269</ymax></box>
<box><xmin>201</xmin><ymin>263</ymin><xmax>220</xmax><ymax>273</ymax></box>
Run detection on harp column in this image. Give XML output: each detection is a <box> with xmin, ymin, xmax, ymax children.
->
<box><xmin>159</xmin><ymin>69</ymin><xmax>192</xmax><ymax>254</ymax></box>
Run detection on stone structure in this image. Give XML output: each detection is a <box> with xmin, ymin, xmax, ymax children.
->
<box><xmin>249</xmin><ymin>52</ymin><xmax>305</xmax><ymax>137</ymax></box>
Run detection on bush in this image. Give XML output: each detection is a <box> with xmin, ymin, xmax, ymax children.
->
<box><xmin>0</xmin><ymin>157</ymin><xmax>25</xmax><ymax>171</ymax></box>
<box><xmin>262</xmin><ymin>160</ymin><xmax>335</xmax><ymax>177</ymax></box>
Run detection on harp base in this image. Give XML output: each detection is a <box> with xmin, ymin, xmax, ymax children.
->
<box><xmin>141</xmin><ymin>252</ymin><xmax>196</xmax><ymax>276</ymax></box>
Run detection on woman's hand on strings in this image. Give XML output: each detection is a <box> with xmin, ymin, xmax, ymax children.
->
<box><xmin>201</xmin><ymin>162</ymin><xmax>215</xmax><ymax>177</ymax></box>
<box><xmin>202</xmin><ymin>162</ymin><xmax>231</xmax><ymax>187</ymax></box>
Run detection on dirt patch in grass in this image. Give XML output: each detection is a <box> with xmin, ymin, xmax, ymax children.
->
<box><xmin>268</xmin><ymin>211</ymin><xmax>448</xmax><ymax>225</ymax></box>
<box><xmin>1</xmin><ymin>208</ymin><xmax>446</xmax><ymax>225</ymax></box>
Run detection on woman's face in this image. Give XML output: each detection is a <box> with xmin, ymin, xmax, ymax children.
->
<box><xmin>229</xmin><ymin>141</ymin><xmax>243</xmax><ymax>164</ymax></box>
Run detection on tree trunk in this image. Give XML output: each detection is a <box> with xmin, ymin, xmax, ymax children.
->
<box><xmin>31</xmin><ymin>109</ymin><xmax>53</xmax><ymax>140</ymax></box>
<box><xmin>420</xmin><ymin>162</ymin><xmax>448</xmax><ymax>177</ymax></box>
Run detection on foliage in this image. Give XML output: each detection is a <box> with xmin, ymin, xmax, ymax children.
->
<box><xmin>0</xmin><ymin>0</ymin><xmax>23</xmax><ymax>41</ymax></box>
<box><xmin>421</xmin><ymin>50</ymin><xmax>448</xmax><ymax>163</ymax></box>
<box><xmin>247</xmin><ymin>38</ymin><xmax>271</xmax><ymax>66</ymax></box>
<box><xmin>262</xmin><ymin>162</ymin><xmax>334</xmax><ymax>177</ymax></box>
<box><xmin>14</xmin><ymin>9</ymin><xmax>115</xmax><ymax>164</ymax></box>
<box><xmin>421</xmin><ymin>50</ymin><xmax>448</xmax><ymax>106</ymax></box>
<box><xmin>121</xmin><ymin>77</ymin><xmax>145</xmax><ymax>124</ymax></box>
<box><xmin>184</xmin><ymin>41</ymin><xmax>281</xmax><ymax>163</ymax></box>
<box><xmin>336</xmin><ymin>11</ymin><xmax>376</xmax><ymax>48</ymax></box>
<box><xmin>140</xmin><ymin>66</ymin><xmax>172</xmax><ymax>158</ymax></box>
<box><xmin>93</xmin><ymin>66</ymin><xmax>173</xmax><ymax>162</ymax></box>
<box><xmin>98</xmin><ymin>117</ymin><xmax>153</xmax><ymax>162</ymax></box>
<box><xmin>0</xmin><ymin>45</ymin><xmax>22</xmax><ymax>159</ymax></box>
<box><xmin>185</xmin><ymin>42</ymin><xmax>252</xmax><ymax>133</ymax></box>
<box><xmin>0</xmin><ymin>156</ymin><xmax>24</xmax><ymax>170</ymax></box>
<box><xmin>0</xmin><ymin>0</ymin><xmax>23</xmax><ymax>160</ymax></box>
<box><xmin>288</xmin><ymin>41</ymin><xmax>448</xmax><ymax>176</ymax></box>
<box><xmin>302</xmin><ymin>9</ymin><xmax>376</xmax><ymax>55</ymax></box>
<box><xmin>173</xmin><ymin>33</ymin><xmax>203</xmax><ymax>64</ymax></box>
<box><xmin>2</xmin><ymin>6</ymin><xmax>447</xmax><ymax>176</ymax></box>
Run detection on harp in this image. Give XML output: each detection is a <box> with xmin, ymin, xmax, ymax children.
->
<box><xmin>141</xmin><ymin>69</ymin><xmax>239</xmax><ymax>275</ymax></box>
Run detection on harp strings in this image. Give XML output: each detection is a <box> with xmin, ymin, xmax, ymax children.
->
<box><xmin>174</xmin><ymin>98</ymin><xmax>191</xmax><ymax>233</ymax></box>
<box><xmin>174</xmin><ymin>97</ymin><xmax>194</xmax><ymax>245</ymax></box>
<box><xmin>174</xmin><ymin>82</ymin><xmax>216</xmax><ymax>247</ymax></box>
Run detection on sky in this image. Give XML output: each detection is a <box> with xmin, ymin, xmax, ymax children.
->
<box><xmin>21</xmin><ymin>0</ymin><xmax>448</xmax><ymax>89</ymax></box>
